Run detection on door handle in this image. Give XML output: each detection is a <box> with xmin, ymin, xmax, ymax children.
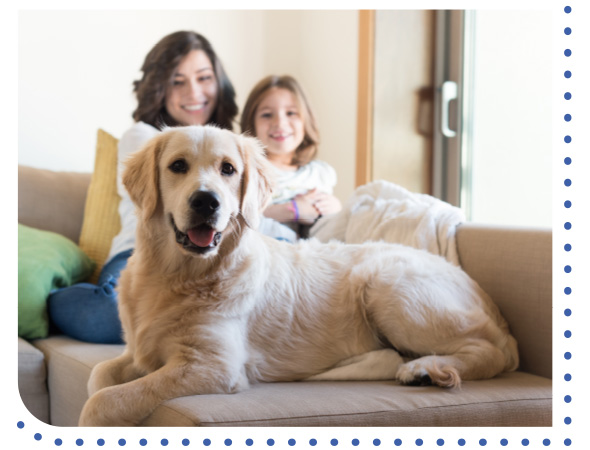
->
<box><xmin>441</xmin><ymin>80</ymin><xmax>458</xmax><ymax>138</ymax></box>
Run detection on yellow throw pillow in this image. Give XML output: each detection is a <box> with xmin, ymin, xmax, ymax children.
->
<box><xmin>78</xmin><ymin>129</ymin><xmax>122</xmax><ymax>284</ymax></box>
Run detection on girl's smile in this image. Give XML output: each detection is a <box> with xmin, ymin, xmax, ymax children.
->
<box><xmin>269</xmin><ymin>132</ymin><xmax>293</xmax><ymax>141</ymax></box>
<box><xmin>254</xmin><ymin>87</ymin><xmax>305</xmax><ymax>168</ymax></box>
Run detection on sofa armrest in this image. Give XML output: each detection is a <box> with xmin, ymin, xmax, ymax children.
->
<box><xmin>18</xmin><ymin>337</ymin><xmax>49</xmax><ymax>423</ymax></box>
<box><xmin>456</xmin><ymin>223</ymin><xmax>552</xmax><ymax>379</ymax></box>
<box><xmin>18</xmin><ymin>165</ymin><xmax>91</xmax><ymax>244</ymax></box>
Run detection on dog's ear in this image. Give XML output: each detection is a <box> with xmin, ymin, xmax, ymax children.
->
<box><xmin>237</xmin><ymin>134</ymin><xmax>274</xmax><ymax>229</ymax></box>
<box><xmin>122</xmin><ymin>133</ymin><xmax>166</xmax><ymax>222</ymax></box>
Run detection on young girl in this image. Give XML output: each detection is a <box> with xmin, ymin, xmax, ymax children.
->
<box><xmin>47</xmin><ymin>31</ymin><xmax>239</xmax><ymax>344</ymax></box>
<box><xmin>240</xmin><ymin>75</ymin><xmax>342</xmax><ymax>235</ymax></box>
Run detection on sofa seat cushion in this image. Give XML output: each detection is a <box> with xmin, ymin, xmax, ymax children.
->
<box><xmin>144</xmin><ymin>373</ymin><xmax>551</xmax><ymax>427</ymax></box>
<box><xmin>33</xmin><ymin>335</ymin><xmax>124</xmax><ymax>426</ymax></box>
<box><xmin>18</xmin><ymin>337</ymin><xmax>49</xmax><ymax>424</ymax></box>
<box><xmin>33</xmin><ymin>336</ymin><xmax>551</xmax><ymax>427</ymax></box>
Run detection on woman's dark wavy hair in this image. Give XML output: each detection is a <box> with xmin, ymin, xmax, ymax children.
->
<box><xmin>240</xmin><ymin>75</ymin><xmax>320</xmax><ymax>167</ymax></box>
<box><xmin>132</xmin><ymin>31</ymin><xmax>238</xmax><ymax>130</ymax></box>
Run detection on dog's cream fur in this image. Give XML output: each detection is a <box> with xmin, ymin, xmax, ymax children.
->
<box><xmin>79</xmin><ymin>125</ymin><xmax>518</xmax><ymax>426</ymax></box>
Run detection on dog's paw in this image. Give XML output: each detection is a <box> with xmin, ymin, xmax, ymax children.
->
<box><xmin>229</xmin><ymin>374</ymin><xmax>250</xmax><ymax>394</ymax></box>
<box><xmin>79</xmin><ymin>388</ymin><xmax>139</xmax><ymax>427</ymax></box>
<box><xmin>79</xmin><ymin>393</ymin><xmax>109</xmax><ymax>427</ymax></box>
<box><xmin>400</xmin><ymin>373</ymin><xmax>433</xmax><ymax>386</ymax></box>
<box><xmin>396</xmin><ymin>361</ymin><xmax>432</xmax><ymax>386</ymax></box>
<box><xmin>396</xmin><ymin>357</ymin><xmax>461</xmax><ymax>388</ymax></box>
<box><xmin>87</xmin><ymin>360</ymin><xmax>121</xmax><ymax>396</ymax></box>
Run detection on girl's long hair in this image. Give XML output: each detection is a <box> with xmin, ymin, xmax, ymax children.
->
<box><xmin>240</xmin><ymin>75</ymin><xmax>320</xmax><ymax>167</ymax></box>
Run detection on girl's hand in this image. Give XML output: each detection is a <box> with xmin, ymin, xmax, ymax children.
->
<box><xmin>262</xmin><ymin>191</ymin><xmax>321</xmax><ymax>224</ymax></box>
<box><xmin>263</xmin><ymin>189</ymin><xmax>342</xmax><ymax>225</ymax></box>
<box><xmin>311</xmin><ymin>193</ymin><xmax>342</xmax><ymax>217</ymax></box>
<box><xmin>293</xmin><ymin>189</ymin><xmax>322</xmax><ymax>225</ymax></box>
<box><xmin>294</xmin><ymin>189</ymin><xmax>342</xmax><ymax>224</ymax></box>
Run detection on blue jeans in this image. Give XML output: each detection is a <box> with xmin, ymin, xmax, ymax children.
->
<box><xmin>47</xmin><ymin>249</ymin><xmax>132</xmax><ymax>344</ymax></box>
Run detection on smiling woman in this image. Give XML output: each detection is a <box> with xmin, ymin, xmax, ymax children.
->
<box><xmin>132</xmin><ymin>31</ymin><xmax>237</xmax><ymax>130</ymax></box>
<box><xmin>46</xmin><ymin>30</ymin><xmax>240</xmax><ymax>345</ymax></box>
<box><xmin>164</xmin><ymin>49</ymin><xmax>219</xmax><ymax>126</ymax></box>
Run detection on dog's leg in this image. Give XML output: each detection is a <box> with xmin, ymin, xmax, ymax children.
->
<box><xmin>79</xmin><ymin>357</ymin><xmax>246</xmax><ymax>426</ymax></box>
<box><xmin>87</xmin><ymin>351</ymin><xmax>140</xmax><ymax>396</ymax></box>
<box><xmin>395</xmin><ymin>340</ymin><xmax>506</xmax><ymax>388</ymax></box>
<box><xmin>306</xmin><ymin>349</ymin><xmax>404</xmax><ymax>381</ymax></box>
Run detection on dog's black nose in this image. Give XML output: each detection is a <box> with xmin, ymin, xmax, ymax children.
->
<box><xmin>189</xmin><ymin>191</ymin><xmax>221</xmax><ymax>218</ymax></box>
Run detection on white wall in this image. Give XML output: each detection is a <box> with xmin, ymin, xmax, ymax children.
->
<box><xmin>18</xmin><ymin>10</ymin><xmax>358</xmax><ymax>202</ymax></box>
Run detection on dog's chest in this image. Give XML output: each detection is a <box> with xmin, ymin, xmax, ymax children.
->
<box><xmin>129</xmin><ymin>283</ymin><xmax>253</xmax><ymax>373</ymax></box>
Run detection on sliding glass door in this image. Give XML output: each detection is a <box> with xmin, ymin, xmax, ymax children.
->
<box><xmin>369</xmin><ymin>9</ymin><xmax>552</xmax><ymax>227</ymax></box>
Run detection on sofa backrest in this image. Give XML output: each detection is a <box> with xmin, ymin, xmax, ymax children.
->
<box><xmin>17</xmin><ymin>164</ymin><xmax>552</xmax><ymax>380</ymax></box>
<box><xmin>456</xmin><ymin>223</ymin><xmax>552</xmax><ymax>379</ymax></box>
<box><xmin>18</xmin><ymin>165</ymin><xmax>91</xmax><ymax>244</ymax></box>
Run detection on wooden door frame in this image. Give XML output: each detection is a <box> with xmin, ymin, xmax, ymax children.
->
<box><xmin>355</xmin><ymin>10</ymin><xmax>375</xmax><ymax>188</ymax></box>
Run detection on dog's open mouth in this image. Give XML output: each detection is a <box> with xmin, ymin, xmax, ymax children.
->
<box><xmin>170</xmin><ymin>215</ymin><xmax>222</xmax><ymax>254</ymax></box>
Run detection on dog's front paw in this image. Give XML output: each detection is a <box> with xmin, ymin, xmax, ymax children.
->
<box><xmin>79</xmin><ymin>393</ymin><xmax>107</xmax><ymax>427</ymax></box>
<box><xmin>87</xmin><ymin>360</ymin><xmax>122</xmax><ymax>396</ymax></box>
<box><xmin>79</xmin><ymin>388</ymin><xmax>138</xmax><ymax>427</ymax></box>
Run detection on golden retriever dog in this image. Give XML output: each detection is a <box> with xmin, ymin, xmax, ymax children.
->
<box><xmin>79</xmin><ymin>125</ymin><xmax>518</xmax><ymax>426</ymax></box>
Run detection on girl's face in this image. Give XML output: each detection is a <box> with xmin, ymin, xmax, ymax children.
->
<box><xmin>165</xmin><ymin>49</ymin><xmax>218</xmax><ymax>126</ymax></box>
<box><xmin>254</xmin><ymin>87</ymin><xmax>305</xmax><ymax>165</ymax></box>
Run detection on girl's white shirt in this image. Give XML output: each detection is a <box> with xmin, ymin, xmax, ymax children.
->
<box><xmin>270</xmin><ymin>160</ymin><xmax>337</xmax><ymax>205</ymax></box>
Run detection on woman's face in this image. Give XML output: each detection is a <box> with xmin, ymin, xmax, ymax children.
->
<box><xmin>254</xmin><ymin>87</ymin><xmax>305</xmax><ymax>165</ymax></box>
<box><xmin>165</xmin><ymin>49</ymin><xmax>218</xmax><ymax>126</ymax></box>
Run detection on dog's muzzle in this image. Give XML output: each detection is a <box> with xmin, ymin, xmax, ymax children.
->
<box><xmin>170</xmin><ymin>216</ymin><xmax>222</xmax><ymax>254</ymax></box>
<box><xmin>170</xmin><ymin>193</ymin><xmax>223</xmax><ymax>255</ymax></box>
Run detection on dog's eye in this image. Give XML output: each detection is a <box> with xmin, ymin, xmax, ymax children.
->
<box><xmin>221</xmin><ymin>162</ymin><xmax>235</xmax><ymax>176</ymax></box>
<box><xmin>169</xmin><ymin>159</ymin><xmax>188</xmax><ymax>174</ymax></box>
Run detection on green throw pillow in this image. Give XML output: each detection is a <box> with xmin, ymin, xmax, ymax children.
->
<box><xmin>18</xmin><ymin>223</ymin><xmax>95</xmax><ymax>339</ymax></box>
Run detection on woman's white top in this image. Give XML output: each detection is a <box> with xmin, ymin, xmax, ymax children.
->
<box><xmin>107</xmin><ymin>122</ymin><xmax>159</xmax><ymax>261</ymax></box>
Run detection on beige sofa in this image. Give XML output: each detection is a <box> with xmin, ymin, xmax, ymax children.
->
<box><xmin>18</xmin><ymin>164</ymin><xmax>552</xmax><ymax>427</ymax></box>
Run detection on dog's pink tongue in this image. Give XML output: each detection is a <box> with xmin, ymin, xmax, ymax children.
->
<box><xmin>187</xmin><ymin>227</ymin><xmax>216</xmax><ymax>248</ymax></box>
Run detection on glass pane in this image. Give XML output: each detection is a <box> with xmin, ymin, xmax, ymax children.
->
<box><xmin>462</xmin><ymin>10</ymin><xmax>552</xmax><ymax>227</ymax></box>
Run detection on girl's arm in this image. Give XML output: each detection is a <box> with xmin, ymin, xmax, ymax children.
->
<box><xmin>263</xmin><ymin>190</ymin><xmax>322</xmax><ymax>224</ymax></box>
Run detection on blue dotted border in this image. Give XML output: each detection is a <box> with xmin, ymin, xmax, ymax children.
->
<box><xmin>13</xmin><ymin>3</ymin><xmax>582</xmax><ymax>449</ymax></box>
<box><xmin>561</xmin><ymin>4</ymin><xmax>574</xmax><ymax>450</ymax></box>
<box><xmin>13</xmin><ymin>423</ymin><xmax>577</xmax><ymax>448</ymax></box>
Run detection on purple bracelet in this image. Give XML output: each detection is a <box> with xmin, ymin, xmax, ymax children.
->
<box><xmin>289</xmin><ymin>199</ymin><xmax>299</xmax><ymax>221</ymax></box>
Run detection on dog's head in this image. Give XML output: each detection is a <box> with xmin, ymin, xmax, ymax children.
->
<box><xmin>123</xmin><ymin>125</ymin><xmax>273</xmax><ymax>258</ymax></box>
